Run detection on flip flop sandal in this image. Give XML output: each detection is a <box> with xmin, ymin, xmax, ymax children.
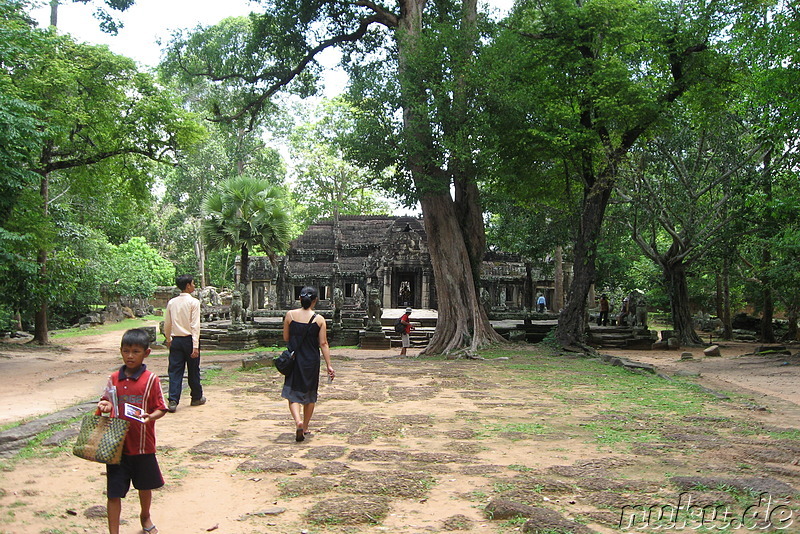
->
<box><xmin>296</xmin><ymin>427</ymin><xmax>305</xmax><ymax>442</ymax></box>
<box><xmin>144</xmin><ymin>525</ymin><xmax>158</xmax><ymax>533</ymax></box>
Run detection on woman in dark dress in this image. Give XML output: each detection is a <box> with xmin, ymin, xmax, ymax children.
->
<box><xmin>282</xmin><ymin>286</ymin><xmax>335</xmax><ymax>442</ymax></box>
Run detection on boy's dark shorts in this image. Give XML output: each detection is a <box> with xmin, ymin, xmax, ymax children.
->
<box><xmin>106</xmin><ymin>453</ymin><xmax>164</xmax><ymax>499</ymax></box>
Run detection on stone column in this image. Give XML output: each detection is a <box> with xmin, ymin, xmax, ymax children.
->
<box><xmin>383</xmin><ymin>266</ymin><xmax>392</xmax><ymax>308</ymax></box>
<box><xmin>422</xmin><ymin>271</ymin><xmax>430</xmax><ymax>309</ymax></box>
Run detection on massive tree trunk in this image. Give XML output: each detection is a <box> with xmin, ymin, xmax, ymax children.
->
<box><xmin>662</xmin><ymin>259</ymin><xmax>702</xmax><ymax>345</ymax></box>
<box><xmin>49</xmin><ymin>0</ymin><xmax>59</xmax><ymax>27</ymax></box>
<box><xmin>721</xmin><ymin>256</ymin><xmax>733</xmax><ymax>339</ymax></box>
<box><xmin>785</xmin><ymin>307</ymin><xmax>799</xmax><ymax>342</ymax></box>
<box><xmin>420</xmin><ymin>194</ymin><xmax>501</xmax><ymax>354</ymax></box>
<box><xmin>554</xmin><ymin>246</ymin><xmax>564</xmax><ymax>312</ymax></box>
<box><xmin>33</xmin><ymin>172</ymin><xmax>50</xmax><ymax>344</ymax></box>
<box><xmin>239</xmin><ymin>244</ymin><xmax>249</xmax><ymax>286</ymax></box>
<box><xmin>398</xmin><ymin>0</ymin><xmax>503</xmax><ymax>355</ymax></box>
<box><xmin>760</xmin><ymin>149</ymin><xmax>775</xmax><ymax>342</ymax></box>
<box><xmin>556</xmin><ymin>177</ymin><xmax>612</xmax><ymax>350</ymax></box>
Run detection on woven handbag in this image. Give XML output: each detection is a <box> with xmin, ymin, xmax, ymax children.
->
<box><xmin>73</xmin><ymin>413</ymin><xmax>130</xmax><ymax>464</ymax></box>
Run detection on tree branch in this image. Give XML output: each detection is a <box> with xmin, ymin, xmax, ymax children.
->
<box><xmin>210</xmin><ymin>14</ymin><xmax>390</xmax><ymax>123</ymax></box>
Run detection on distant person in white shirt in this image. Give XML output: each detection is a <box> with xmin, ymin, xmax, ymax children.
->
<box><xmin>537</xmin><ymin>294</ymin><xmax>546</xmax><ymax>313</ymax></box>
<box><xmin>163</xmin><ymin>274</ymin><xmax>205</xmax><ymax>412</ymax></box>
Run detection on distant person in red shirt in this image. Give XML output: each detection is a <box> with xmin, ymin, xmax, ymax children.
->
<box><xmin>97</xmin><ymin>328</ymin><xmax>167</xmax><ymax>534</ymax></box>
<box><xmin>399</xmin><ymin>307</ymin><xmax>413</xmax><ymax>356</ymax></box>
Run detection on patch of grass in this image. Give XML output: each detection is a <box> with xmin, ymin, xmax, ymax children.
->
<box><xmin>482</xmin><ymin>422</ymin><xmax>549</xmax><ymax>438</ymax></box>
<box><xmin>50</xmin><ymin>318</ymin><xmax>158</xmax><ymax>340</ymax></box>
<box><xmin>34</xmin><ymin>511</ymin><xmax>55</xmax><ymax>519</ymax></box>
<box><xmin>499</xmin><ymin>516</ymin><xmax>528</xmax><ymax>528</ymax></box>
<box><xmin>767</xmin><ymin>428</ymin><xmax>800</xmax><ymax>440</ymax></box>
<box><xmin>0</xmin><ymin>421</ymin><xmax>21</xmax><ymax>432</ymax></box>
<box><xmin>206</xmin><ymin>348</ymin><xmax>279</xmax><ymax>357</ymax></box>
<box><xmin>169</xmin><ymin>466</ymin><xmax>190</xmax><ymax>480</ymax></box>
<box><xmin>15</xmin><ymin>415</ymin><xmax>83</xmax><ymax>461</ymax></box>
<box><xmin>487</xmin><ymin>346</ymin><xmax>735</xmax><ymax>451</ymax></box>
<box><xmin>508</xmin><ymin>464</ymin><xmax>534</xmax><ymax>472</ymax></box>
<box><xmin>579</xmin><ymin>421</ymin><xmax>660</xmax><ymax>445</ymax></box>
<box><xmin>201</xmin><ymin>366</ymin><xmax>249</xmax><ymax>386</ymax></box>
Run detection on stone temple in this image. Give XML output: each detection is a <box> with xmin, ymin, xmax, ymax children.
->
<box><xmin>244</xmin><ymin>215</ymin><xmax>562</xmax><ymax>315</ymax></box>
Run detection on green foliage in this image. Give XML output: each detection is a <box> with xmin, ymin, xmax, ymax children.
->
<box><xmin>289</xmin><ymin>98</ymin><xmax>391</xmax><ymax>228</ymax></box>
<box><xmin>161</xmin><ymin>15</ymin><xmax>317</xmax><ymax>125</ymax></box>
<box><xmin>53</xmin><ymin>0</ymin><xmax>137</xmax><ymax>35</ymax></box>
<box><xmin>101</xmin><ymin>237</ymin><xmax>175</xmax><ymax>300</ymax></box>
<box><xmin>202</xmin><ymin>175</ymin><xmax>292</xmax><ymax>275</ymax></box>
<box><xmin>0</xmin><ymin>3</ymin><xmax>203</xmax><ymax>338</ymax></box>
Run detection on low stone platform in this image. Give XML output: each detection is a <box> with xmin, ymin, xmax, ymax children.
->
<box><xmin>588</xmin><ymin>325</ymin><xmax>658</xmax><ymax>349</ymax></box>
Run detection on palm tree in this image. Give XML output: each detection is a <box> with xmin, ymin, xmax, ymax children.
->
<box><xmin>201</xmin><ymin>175</ymin><xmax>291</xmax><ymax>289</ymax></box>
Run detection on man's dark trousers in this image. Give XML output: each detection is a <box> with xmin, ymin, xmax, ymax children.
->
<box><xmin>168</xmin><ymin>335</ymin><xmax>203</xmax><ymax>404</ymax></box>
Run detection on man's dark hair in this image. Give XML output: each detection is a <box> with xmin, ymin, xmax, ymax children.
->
<box><xmin>176</xmin><ymin>274</ymin><xmax>194</xmax><ymax>291</ymax></box>
<box><xmin>121</xmin><ymin>328</ymin><xmax>150</xmax><ymax>350</ymax></box>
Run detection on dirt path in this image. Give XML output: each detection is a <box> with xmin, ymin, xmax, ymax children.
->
<box><xmin>1</xmin><ymin>327</ymin><xmax>799</xmax><ymax>533</ymax></box>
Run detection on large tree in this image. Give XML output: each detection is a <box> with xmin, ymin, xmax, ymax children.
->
<box><xmin>616</xmin><ymin>107</ymin><xmax>766</xmax><ymax>345</ymax></box>
<box><xmin>289</xmin><ymin>98</ymin><xmax>390</xmax><ymax>228</ymax></box>
<box><xmin>201</xmin><ymin>175</ymin><xmax>292</xmax><ymax>290</ymax></box>
<box><xmin>165</xmin><ymin>1</ymin><xmax>505</xmax><ymax>355</ymax></box>
<box><xmin>159</xmin><ymin>16</ymin><xmax>288</xmax><ymax>287</ymax></box>
<box><xmin>728</xmin><ymin>0</ymin><xmax>800</xmax><ymax>342</ymax></box>
<box><xmin>489</xmin><ymin>0</ymin><xmax>755</xmax><ymax>351</ymax></box>
<box><xmin>3</xmin><ymin>5</ymin><xmax>202</xmax><ymax>342</ymax></box>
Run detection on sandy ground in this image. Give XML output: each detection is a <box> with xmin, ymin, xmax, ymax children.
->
<box><xmin>0</xmin><ymin>322</ymin><xmax>799</xmax><ymax>534</ymax></box>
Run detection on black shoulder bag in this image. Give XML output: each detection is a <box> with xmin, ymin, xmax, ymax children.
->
<box><xmin>274</xmin><ymin>314</ymin><xmax>317</xmax><ymax>375</ymax></box>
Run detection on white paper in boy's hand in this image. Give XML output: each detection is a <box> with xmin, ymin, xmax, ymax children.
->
<box><xmin>124</xmin><ymin>403</ymin><xmax>146</xmax><ymax>423</ymax></box>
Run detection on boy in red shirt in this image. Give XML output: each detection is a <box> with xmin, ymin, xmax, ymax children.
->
<box><xmin>97</xmin><ymin>328</ymin><xmax>167</xmax><ymax>534</ymax></box>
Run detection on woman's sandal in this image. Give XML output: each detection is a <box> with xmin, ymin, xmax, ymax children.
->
<box><xmin>296</xmin><ymin>427</ymin><xmax>305</xmax><ymax>442</ymax></box>
<box><xmin>143</xmin><ymin>525</ymin><xmax>158</xmax><ymax>533</ymax></box>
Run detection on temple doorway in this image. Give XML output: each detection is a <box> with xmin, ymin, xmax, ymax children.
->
<box><xmin>395</xmin><ymin>273</ymin><xmax>416</xmax><ymax>308</ymax></box>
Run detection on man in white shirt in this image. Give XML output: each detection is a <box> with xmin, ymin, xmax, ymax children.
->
<box><xmin>163</xmin><ymin>274</ymin><xmax>205</xmax><ymax>412</ymax></box>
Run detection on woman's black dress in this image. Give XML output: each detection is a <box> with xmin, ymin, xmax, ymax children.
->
<box><xmin>281</xmin><ymin>319</ymin><xmax>322</xmax><ymax>404</ymax></box>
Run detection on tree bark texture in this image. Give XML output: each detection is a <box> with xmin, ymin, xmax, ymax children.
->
<box><xmin>195</xmin><ymin>229</ymin><xmax>206</xmax><ymax>288</ymax></box>
<box><xmin>239</xmin><ymin>243</ymin><xmax>249</xmax><ymax>286</ymax></box>
<box><xmin>397</xmin><ymin>0</ymin><xmax>503</xmax><ymax>355</ymax></box>
<box><xmin>420</xmin><ymin>195</ymin><xmax>502</xmax><ymax>353</ymax></box>
<box><xmin>663</xmin><ymin>260</ymin><xmax>702</xmax><ymax>345</ymax></box>
<box><xmin>49</xmin><ymin>0</ymin><xmax>59</xmax><ymax>27</ymax></box>
<box><xmin>34</xmin><ymin>173</ymin><xmax>50</xmax><ymax>344</ymax></box>
<box><xmin>760</xmin><ymin>149</ymin><xmax>775</xmax><ymax>342</ymax></box>
<box><xmin>556</xmin><ymin>179</ymin><xmax>612</xmax><ymax>350</ymax></box>
<box><xmin>554</xmin><ymin>246</ymin><xmax>564</xmax><ymax>311</ymax></box>
<box><xmin>721</xmin><ymin>257</ymin><xmax>733</xmax><ymax>339</ymax></box>
<box><xmin>761</xmin><ymin>280</ymin><xmax>775</xmax><ymax>342</ymax></box>
<box><xmin>785</xmin><ymin>308</ymin><xmax>799</xmax><ymax>342</ymax></box>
